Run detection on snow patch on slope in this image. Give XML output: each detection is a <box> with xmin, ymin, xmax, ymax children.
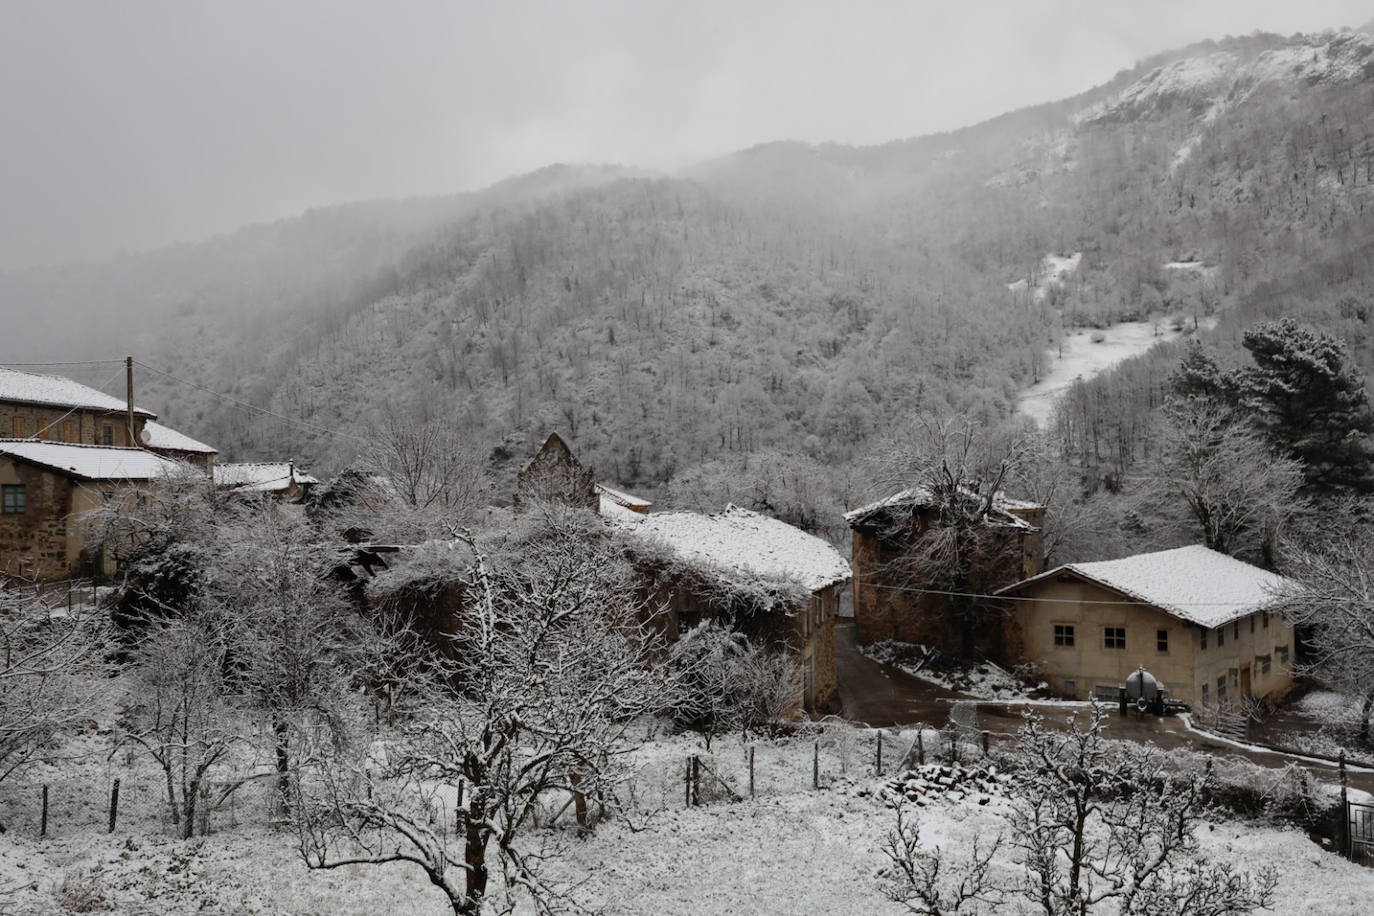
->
<box><xmin>1006</xmin><ymin>252</ymin><xmax>1081</xmax><ymax>303</ymax></box>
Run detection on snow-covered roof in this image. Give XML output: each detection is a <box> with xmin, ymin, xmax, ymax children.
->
<box><xmin>596</xmin><ymin>482</ymin><xmax>652</xmax><ymax>510</ymax></box>
<box><xmin>140</xmin><ymin>421</ymin><xmax>217</xmax><ymax>454</ymax></box>
<box><xmin>599</xmin><ymin>494</ymin><xmax>644</xmax><ymax>522</ymax></box>
<box><xmin>998</xmin><ymin>545</ymin><xmax>1294</xmax><ymax>628</ymax></box>
<box><xmin>0</xmin><ymin>439</ymin><xmax>190</xmax><ymax>481</ymax></box>
<box><xmin>0</xmin><ymin>367</ymin><xmax>155</xmax><ymax>418</ymax></box>
<box><xmin>213</xmin><ymin>462</ymin><xmax>319</xmax><ymax>492</ymax></box>
<box><xmin>615</xmin><ymin>505</ymin><xmax>851</xmax><ymax>593</ymax></box>
<box><xmin>845</xmin><ymin>487</ymin><xmax>1039</xmax><ymax>529</ymax></box>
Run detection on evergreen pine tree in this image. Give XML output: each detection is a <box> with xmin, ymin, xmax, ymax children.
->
<box><xmin>1230</xmin><ymin>318</ymin><xmax>1374</xmax><ymax>495</ymax></box>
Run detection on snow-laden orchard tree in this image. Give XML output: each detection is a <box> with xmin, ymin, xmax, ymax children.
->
<box><xmin>200</xmin><ymin>508</ymin><xmax>378</xmax><ymax>814</ymax></box>
<box><xmin>121</xmin><ymin>615</ymin><xmax>246</xmax><ymax>839</ymax></box>
<box><xmin>294</xmin><ymin>507</ymin><xmax>673</xmax><ymax>916</ymax></box>
<box><xmin>880</xmin><ymin>705</ymin><xmax>1276</xmax><ymax>916</ymax></box>
<box><xmin>0</xmin><ymin>584</ymin><xmax>108</xmax><ymax>794</ymax></box>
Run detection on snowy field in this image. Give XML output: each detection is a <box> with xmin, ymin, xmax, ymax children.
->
<box><xmin>4</xmin><ymin>727</ymin><xmax>1372</xmax><ymax>915</ymax></box>
<box><xmin>1019</xmin><ymin>318</ymin><xmax>1217</xmax><ymax>426</ymax></box>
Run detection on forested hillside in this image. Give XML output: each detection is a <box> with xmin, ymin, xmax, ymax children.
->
<box><xmin>5</xmin><ymin>27</ymin><xmax>1374</xmax><ymax>506</ymax></box>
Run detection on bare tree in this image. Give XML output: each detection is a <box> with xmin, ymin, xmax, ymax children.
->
<box><xmin>879</xmin><ymin>706</ymin><xmax>1276</xmax><ymax>916</ymax></box>
<box><xmin>121</xmin><ymin>616</ymin><xmax>246</xmax><ymax>839</ymax></box>
<box><xmin>1274</xmin><ymin>521</ymin><xmax>1374</xmax><ymax>745</ymax></box>
<box><xmin>294</xmin><ymin>508</ymin><xmax>672</xmax><ymax>916</ymax></box>
<box><xmin>0</xmin><ymin>583</ymin><xmax>108</xmax><ymax>790</ymax></box>
<box><xmin>869</xmin><ymin>412</ymin><xmax>1032</xmax><ymax>657</ymax></box>
<box><xmin>879</xmin><ymin>802</ymin><xmax>1002</xmax><ymax>916</ymax></box>
<box><xmin>1137</xmin><ymin>399</ymin><xmax>1306</xmax><ymax>566</ymax></box>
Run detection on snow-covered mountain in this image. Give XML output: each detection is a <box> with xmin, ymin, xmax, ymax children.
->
<box><xmin>4</xmin><ymin>26</ymin><xmax>1374</xmax><ymax>495</ymax></box>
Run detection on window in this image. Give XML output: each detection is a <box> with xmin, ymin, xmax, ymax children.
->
<box><xmin>101</xmin><ymin>491</ymin><xmax>115</xmax><ymax>504</ymax></box>
<box><xmin>1262</xmin><ymin>611</ymin><xmax>1269</xmax><ymax>629</ymax></box>
<box><xmin>1201</xmin><ymin>683</ymin><xmax>1210</xmax><ymax>705</ymax></box>
<box><xmin>1053</xmin><ymin>624</ymin><xmax>1075</xmax><ymax>647</ymax></box>
<box><xmin>1233</xmin><ymin>621</ymin><xmax>1239</xmax><ymax>640</ymax></box>
<box><xmin>1</xmin><ymin>484</ymin><xmax>25</xmax><ymax>515</ymax></box>
<box><xmin>1258</xmin><ymin>655</ymin><xmax>1271</xmax><ymax>675</ymax></box>
<box><xmin>1094</xmin><ymin>684</ymin><xmax>1120</xmax><ymax>701</ymax></box>
<box><xmin>1200</xmin><ymin>629</ymin><xmax>1207</xmax><ymax>650</ymax></box>
<box><xmin>62</xmin><ymin>420</ymin><xmax>76</xmax><ymax>442</ymax></box>
<box><xmin>1063</xmin><ymin>680</ymin><xmax>1077</xmax><ymax>698</ymax></box>
<box><xmin>10</xmin><ymin>417</ymin><xmax>24</xmax><ymax>437</ymax></box>
<box><xmin>1249</xmin><ymin>615</ymin><xmax>1255</xmax><ymax>634</ymax></box>
<box><xmin>1103</xmin><ymin>627</ymin><xmax>1126</xmax><ymax>650</ymax></box>
<box><xmin>1277</xmin><ymin>645</ymin><xmax>1290</xmax><ymax>665</ymax></box>
<box><xmin>1217</xmin><ymin>627</ymin><xmax>1225</xmax><ymax>647</ymax></box>
<box><xmin>1156</xmin><ymin>629</ymin><xmax>1169</xmax><ymax>653</ymax></box>
<box><xmin>1217</xmin><ymin>675</ymin><xmax>1227</xmax><ymax>701</ymax></box>
<box><xmin>101</xmin><ymin>424</ymin><xmax>114</xmax><ymax>446</ymax></box>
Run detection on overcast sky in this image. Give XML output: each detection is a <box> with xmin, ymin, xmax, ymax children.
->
<box><xmin>1</xmin><ymin>0</ymin><xmax>1370</xmax><ymax>272</ymax></box>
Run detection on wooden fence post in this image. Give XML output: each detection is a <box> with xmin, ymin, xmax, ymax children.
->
<box><xmin>684</xmin><ymin>758</ymin><xmax>692</xmax><ymax>808</ymax></box>
<box><xmin>108</xmin><ymin>778</ymin><xmax>120</xmax><ymax>833</ymax></box>
<box><xmin>812</xmin><ymin>741</ymin><xmax>819</xmax><ymax>790</ymax></box>
<box><xmin>691</xmin><ymin>756</ymin><xmax>700</xmax><ymax>807</ymax></box>
<box><xmin>1340</xmin><ymin>750</ymin><xmax>1349</xmax><ymax>858</ymax></box>
<box><xmin>917</xmin><ymin>730</ymin><xmax>925</xmax><ymax>766</ymax></box>
<box><xmin>875</xmin><ymin>731</ymin><xmax>883</xmax><ymax>776</ymax></box>
<box><xmin>981</xmin><ymin>731</ymin><xmax>990</xmax><ymax>758</ymax></box>
<box><xmin>748</xmin><ymin>747</ymin><xmax>755</xmax><ymax>798</ymax></box>
<box><xmin>40</xmin><ymin>785</ymin><xmax>49</xmax><ymax>838</ymax></box>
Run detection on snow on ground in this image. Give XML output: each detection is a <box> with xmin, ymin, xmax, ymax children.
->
<box><xmin>7</xmin><ymin>765</ymin><xmax>1370</xmax><ymax>915</ymax></box>
<box><xmin>1018</xmin><ymin>316</ymin><xmax>1218</xmax><ymax>427</ymax></box>
<box><xmin>861</xmin><ymin>640</ymin><xmax>1041</xmax><ymax>701</ymax></box>
<box><xmin>1005</xmin><ymin>252</ymin><xmax>1081</xmax><ymax>303</ymax></box>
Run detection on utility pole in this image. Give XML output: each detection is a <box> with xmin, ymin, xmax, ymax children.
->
<box><xmin>125</xmin><ymin>356</ymin><xmax>136</xmax><ymax>447</ymax></box>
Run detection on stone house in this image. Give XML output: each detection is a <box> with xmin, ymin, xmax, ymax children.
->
<box><xmin>612</xmin><ymin>505</ymin><xmax>852</xmax><ymax>713</ymax></box>
<box><xmin>0</xmin><ymin>367</ymin><xmax>155</xmax><ymax>448</ymax></box>
<box><xmin>846</xmin><ymin>487</ymin><xmax>1045</xmax><ymax>651</ymax></box>
<box><xmin>995</xmin><ymin>545</ymin><xmax>1296</xmax><ymax>706</ymax></box>
<box><xmin>213</xmin><ymin>462</ymin><xmax>319</xmax><ymax>500</ymax></box>
<box><xmin>141</xmin><ymin>421</ymin><xmax>218</xmax><ymax>472</ymax></box>
<box><xmin>0</xmin><ymin>439</ymin><xmax>190</xmax><ymax>580</ymax></box>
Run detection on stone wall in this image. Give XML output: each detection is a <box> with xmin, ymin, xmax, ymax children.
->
<box><xmin>0</xmin><ymin>458</ymin><xmax>75</xmax><ymax>580</ymax></box>
<box><xmin>0</xmin><ymin>403</ymin><xmax>145</xmax><ymax>447</ymax></box>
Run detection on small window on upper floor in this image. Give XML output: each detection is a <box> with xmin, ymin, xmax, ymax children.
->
<box><xmin>1233</xmin><ymin>621</ymin><xmax>1239</xmax><ymax>640</ymax></box>
<box><xmin>1156</xmin><ymin>629</ymin><xmax>1168</xmax><ymax>653</ymax></box>
<box><xmin>1</xmin><ymin>484</ymin><xmax>26</xmax><ymax>515</ymax></box>
<box><xmin>1217</xmin><ymin>627</ymin><xmax>1225</xmax><ymax>648</ymax></box>
<box><xmin>1054</xmin><ymin>624</ymin><xmax>1075</xmax><ymax>647</ymax></box>
<box><xmin>1103</xmin><ymin>627</ymin><xmax>1125</xmax><ymax>650</ymax></box>
<box><xmin>1200</xmin><ymin>628</ymin><xmax>1208</xmax><ymax>650</ymax></box>
<box><xmin>10</xmin><ymin>417</ymin><xmax>25</xmax><ymax>438</ymax></box>
<box><xmin>62</xmin><ymin>420</ymin><xmax>76</xmax><ymax>442</ymax></box>
<box><xmin>101</xmin><ymin>424</ymin><xmax>114</xmax><ymax>446</ymax></box>
<box><xmin>1262</xmin><ymin>612</ymin><xmax>1269</xmax><ymax>629</ymax></box>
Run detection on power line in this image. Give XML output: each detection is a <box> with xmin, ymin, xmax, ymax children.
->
<box><xmin>865</xmin><ymin>581</ymin><xmax>1285</xmax><ymax>609</ymax></box>
<box><xmin>132</xmin><ymin>360</ymin><xmax>370</xmax><ymax>447</ymax></box>
<box><xmin>0</xmin><ymin>359</ymin><xmax>125</xmax><ymax>368</ymax></box>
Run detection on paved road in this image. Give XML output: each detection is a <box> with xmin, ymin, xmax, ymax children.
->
<box><xmin>833</xmin><ymin>620</ymin><xmax>1374</xmax><ymax>793</ymax></box>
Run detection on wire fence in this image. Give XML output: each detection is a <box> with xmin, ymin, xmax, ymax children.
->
<box><xmin>623</xmin><ymin>719</ymin><xmax>1006</xmax><ymax>814</ymax></box>
<box><xmin>0</xmin><ymin>773</ymin><xmax>279</xmax><ymax>840</ymax></box>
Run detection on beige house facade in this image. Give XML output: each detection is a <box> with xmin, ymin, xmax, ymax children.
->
<box><xmin>998</xmin><ymin>545</ymin><xmax>1295</xmax><ymax>707</ymax></box>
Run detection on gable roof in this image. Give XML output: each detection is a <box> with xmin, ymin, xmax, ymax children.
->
<box><xmin>596</xmin><ymin>482</ymin><xmax>652</xmax><ymax>510</ymax></box>
<box><xmin>213</xmin><ymin>462</ymin><xmax>319</xmax><ymax>492</ymax></box>
<box><xmin>0</xmin><ymin>367</ymin><xmax>156</xmax><ymax>418</ymax></box>
<box><xmin>845</xmin><ymin>486</ymin><xmax>1039</xmax><ymax>530</ymax></box>
<box><xmin>997</xmin><ymin>544</ymin><xmax>1293</xmax><ymax>628</ymax></box>
<box><xmin>614</xmin><ymin>505</ymin><xmax>852</xmax><ymax>593</ymax></box>
<box><xmin>141</xmin><ymin>421</ymin><xmax>218</xmax><ymax>454</ymax></box>
<box><xmin>0</xmin><ymin>439</ymin><xmax>190</xmax><ymax>481</ymax></box>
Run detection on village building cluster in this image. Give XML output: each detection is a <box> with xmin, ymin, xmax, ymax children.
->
<box><xmin>0</xmin><ymin>366</ymin><xmax>1297</xmax><ymax>714</ymax></box>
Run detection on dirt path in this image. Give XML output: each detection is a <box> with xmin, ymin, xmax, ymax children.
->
<box><xmin>832</xmin><ymin>620</ymin><xmax>974</xmax><ymax>727</ymax></box>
